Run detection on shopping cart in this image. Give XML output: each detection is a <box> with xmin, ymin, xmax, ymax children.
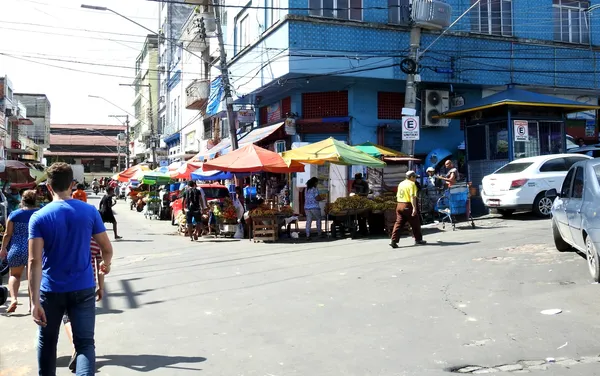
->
<box><xmin>436</xmin><ymin>184</ymin><xmax>475</xmax><ymax>230</ymax></box>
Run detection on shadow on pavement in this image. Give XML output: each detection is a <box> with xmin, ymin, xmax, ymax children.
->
<box><xmin>57</xmin><ymin>354</ymin><xmax>207</xmax><ymax>372</ymax></box>
<box><xmin>115</xmin><ymin>240</ymin><xmax>153</xmax><ymax>243</ymax></box>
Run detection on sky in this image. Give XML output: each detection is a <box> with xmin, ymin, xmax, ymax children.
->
<box><xmin>0</xmin><ymin>0</ymin><xmax>160</xmax><ymax>125</ymax></box>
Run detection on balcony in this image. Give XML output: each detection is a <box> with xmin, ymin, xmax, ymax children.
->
<box><xmin>186</xmin><ymin>79</ymin><xmax>210</xmax><ymax>110</ymax></box>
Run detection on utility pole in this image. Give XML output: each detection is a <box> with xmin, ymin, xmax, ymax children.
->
<box><xmin>212</xmin><ymin>0</ymin><xmax>238</xmax><ymax>150</ymax></box>
<box><xmin>109</xmin><ymin>114</ymin><xmax>131</xmax><ymax>168</ymax></box>
<box><xmin>401</xmin><ymin>24</ymin><xmax>422</xmax><ymax>158</ymax></box>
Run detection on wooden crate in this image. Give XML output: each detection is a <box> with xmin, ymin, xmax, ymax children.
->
<box><xmin>252</xmin><ymin>216</ymin><xmax>278</xmax><ymax>243</ymax></box>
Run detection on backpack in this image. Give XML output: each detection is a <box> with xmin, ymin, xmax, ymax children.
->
<box><xmin>187</xmin><ymin>188</ymin><xmax>201</xmax><ymax>210</ymax></box>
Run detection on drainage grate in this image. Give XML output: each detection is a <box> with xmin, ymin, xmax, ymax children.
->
<box><xmin>448</xmin><ymin>355</ymin><xmax>600</xmax><ymax>373</ymax></box>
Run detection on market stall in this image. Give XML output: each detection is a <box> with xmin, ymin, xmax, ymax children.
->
<box><xmin>114</xmin><ymin>163</ymin><xmax>150</xmax><ymax>183</ymax></box>
<box><xmin>281</xmin><ymin>138</ymin><xmax>386</xmax><ymax>238</ymax></box>
<box><xmin>203</xmin><ymin>144</ymin><xmax>304</xmax><ymax>242</ymax></box>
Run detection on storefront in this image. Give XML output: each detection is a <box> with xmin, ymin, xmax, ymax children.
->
<box><xmin>441</xmin><ymin>87</ymin><xmax>600</xmax><ymax>188</ymax></box>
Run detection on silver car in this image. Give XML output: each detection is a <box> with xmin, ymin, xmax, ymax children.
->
<box><xmin>547</xmin><ymin>159</ymin><xmax>600</xmax><ymax>281</ymax></box>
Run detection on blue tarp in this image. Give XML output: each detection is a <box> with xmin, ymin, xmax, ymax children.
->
<box><xmin>206</xmin><ymin>76</ymin><xmax>223</xmax><ymax>116</ymax></box>
<box><xmin>190</xmin><ymin>169</ymin><xmax>250</xmax><ymax>181</ymax></box>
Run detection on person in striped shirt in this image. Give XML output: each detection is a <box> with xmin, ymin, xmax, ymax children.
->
<box><xmin>62</xmin><ymin>238</ymin><xmax>104</xmax><ymax>372</ymax></box>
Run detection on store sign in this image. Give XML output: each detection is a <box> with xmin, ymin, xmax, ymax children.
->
<box><xmin>237</xmin><ymin>109</ymin><xmax>255</xmax><ymax>123</ymax></box>
<box><xmin>401</xmin><ymin>116</ymin><xmax>420</xmax><ymax>141</ymax></box>
<box><xmin>267</xmin><ymin>102</ymin><xmax>281</xmax><ymax>123</ymax></box>
<box><xmin>514</xmin><ymin>120</ymin><xmax>529</xmax><ymax>142</ymax></box>
<box><xmin>284</xmin><ymin>118</ymin><xmax>296</xmax><ymax>135</ymax></box>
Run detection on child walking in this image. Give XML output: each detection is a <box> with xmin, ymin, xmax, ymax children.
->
<box><xmin>63</xmin><ymin>238</ymin><xmax>104</xmax><ymax>372</ymax></box>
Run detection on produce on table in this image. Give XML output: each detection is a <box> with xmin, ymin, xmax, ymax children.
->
<box><xmin>213</xmin><ymin>198</ymin><xmax>238</xmax><ymax>223</ymax></box>
<box><xmin>279</xmin><ymin>205</ymin><xmax>294</xmax><ymax>216</ymax></box>
<box><xmin>328</xmin><ymin>195</ymin><xmax>396</xmax><ymax>213</ymax></box>
<box><xmin>250</xmin><ymin>204</ymin><xmax>278</xmax><ymax>217</ymax></box>
<box><xmin>371</xmin><ymin>196</ymin><xmax>397</xmax><ymax>211</ymax></box>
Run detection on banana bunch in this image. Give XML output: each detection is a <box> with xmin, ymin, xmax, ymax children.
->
<box><xmin>251</xmin><ymin>205</ymin><xmax>278</xmax><ymax>217</ymax></box>
<box><xmin>331</xmin><ymin>196</ymin><xmax>375</xmax><ymax>212</ymax></box>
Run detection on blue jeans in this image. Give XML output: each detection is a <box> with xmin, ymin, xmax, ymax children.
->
<box><xmin>37</xmin><ymin>287</ymin><xmax>96</xmax><ymax>376</ymax></box>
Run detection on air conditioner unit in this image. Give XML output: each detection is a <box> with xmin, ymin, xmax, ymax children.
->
<box><xmin>412</xmin><ymin>0</ymin><xmax>452</xmax><ymax>30</ymax></box>
<box><xmin>422</xmin><ymin>90</ymin><xmax>450</xmax><ymax>128</ymax></box>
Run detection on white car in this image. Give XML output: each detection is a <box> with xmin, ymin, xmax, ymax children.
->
<box><xmin>481</xmin><ymin>154</ymin><xmax>592</xmax><ymax>217</ymax></box>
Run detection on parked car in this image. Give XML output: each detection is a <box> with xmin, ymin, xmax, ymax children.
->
<box><xmin>547</xmin><ymin>159</ymin><xmax>600</xmax><ymax>281</ymax></box>
<box><xmin>481</xmin><ymin>154</ymin><xmax>591</xmax><ymax>217</ymax></box>
<box><xmin>171</xmin><ymin>183</ymin><xmax>230</xmax><ymax>225</ymax></box>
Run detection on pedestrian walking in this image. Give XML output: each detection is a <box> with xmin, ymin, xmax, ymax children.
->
<box><xmin>183</xmin><ymin>181</ymin><xmax>203</xmax><ymax>241</ymax></box>
<box><xmin>0</xmin><ymin>190</ymin><xmax>39</xmax><ymax>314</ymax></box>
<box><xmin>390</xmin><ymin>170</ymin><xmax>427</xmax><ymax>248</ymax></box>
<box><xmin>99</xmin><ymin>187</ymin><xmax>122</xmax><ymax>240</ymax></box>
<box><xmin>63</xmin><ymin>238</ymin><xmax>104</xmax><ymax>373</ymax></box>
<box><xmin>28</xmin><ymin>162</ymin><xmax>114</xmax><ymax>376</ymax></box>
<box><xmin>304</xmin><ymin>177</ymin><xmax>323</xmax><ymax>240</ymax></box>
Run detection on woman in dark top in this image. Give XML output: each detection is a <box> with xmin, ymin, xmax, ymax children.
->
<box><xmin>99</xmin><ymin>187</ymin><xmax>122</xmax><ymax>240</ymax></box>
<box><xmin>0</xmin><ymin>190</ymin><xmax>39</xmax><ymax>313</ymax></box>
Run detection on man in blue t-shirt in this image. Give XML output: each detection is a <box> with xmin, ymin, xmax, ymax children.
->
<box><xmin>28</xmin><ymin>162</ymin><xmax>114</xmax><ymax>376</ymax></box>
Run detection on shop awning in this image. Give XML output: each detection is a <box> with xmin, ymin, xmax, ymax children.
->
<box><xmin>441</xmin><ymin>88</ymin><xmax>600</xmax><ymax>119</ymax></box>
<box><xmin>196</xmin><ymin>121</ymin><xmax>284</xmax><ymax>160</ymax></box>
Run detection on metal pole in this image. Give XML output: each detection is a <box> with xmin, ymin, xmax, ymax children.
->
<box><xmin>117</xmin><ymin>137</ymin><xmax>121</xmax><ymax>172</ymax></box>
<box><xmin>125</xmin><ymin>115</ymin><xmax>130</xmax><ymax>168</ymax></box>
<box><xmin>401</xmin><ymin>26</ymin><xmax>422</xmax><ymax>160</ymax></box>
<box><xmin>148</xmin><ymin>85</ymin><xmax>158</xmax><ymax>169</ymax></box>
<box><xmin>212</xmin><ymin>0</ymin><xmax>238</xmax><ymax>150</ymax></box>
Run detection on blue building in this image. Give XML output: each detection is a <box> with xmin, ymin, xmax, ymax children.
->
<box><xmin>221</xmin><ymin>0</ymin><xmax>600</xmax><ymax>174</ymax></box>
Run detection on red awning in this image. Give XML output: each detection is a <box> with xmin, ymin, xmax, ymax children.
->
<box><xmin>202</xmin><ymin>144</ymin><xmax>305</xmax><ymax>173</ymax></box>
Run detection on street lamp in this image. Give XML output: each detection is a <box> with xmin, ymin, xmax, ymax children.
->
<box><xmin>81</xmin><ymin>4</ymin><xmax>157</xmax><ymax>36</ymax></box>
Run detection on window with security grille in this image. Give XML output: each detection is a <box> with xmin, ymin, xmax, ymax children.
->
<box><xmin>470</xmin><ymin>0</ymin><xmax>512</xmax><ymax>36</ymax></box>
<box><xmin>377</xmin><ymin>92</ymin><xmax>404</xmax><ymax>119</ymax></box>
<box><xmin>308</xmin><ymin>0</ymin><xmax>362</xmax><ymax>21</ymax></box>
<box><xmin>302</xmin><ymin>91</ymin><xmax>348</xmax><ymax>119</ymax></box>
<box><xmin>388</xmin><ymin>0</ymin><xmax>410</xmax><ymax>25</ymax></box>
<box><xmin>553</xmin><ymin>0</ymin><xmax>590</xmax><ymax>44</ymax></box>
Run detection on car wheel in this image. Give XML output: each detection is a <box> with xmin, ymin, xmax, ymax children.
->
<box><xmin>586</xmin><ymin>236</ymin><xmax>600</xmax><ymax>282</ymax></box>
<box><xmin>498</xmin><ymin>209</ymin><xmax>515</xmax><ymax>217</ymax></box>
<box><xmin>533</xmin><ymin>193</ymin><xmax>554</xmax><ymax>218</ymax></box>
<box><xmin>552</xmin><ymin>219</ymin><xmax>570</xmax><ymax>252</ymax></box>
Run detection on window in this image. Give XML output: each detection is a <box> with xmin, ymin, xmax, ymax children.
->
<box><xmin>203</xmin><ymin>118</ymin><xmax>213</xmax><ymax>140</ymax></box>
<box><xmin>540</xmin><ymin>158</ymin><xmax>567</xmax><ymax>172</ymax></box>
<box><xmin>266</xmin><ymin>0</ymin><xmax>280</xmax><ymax>28</ymax></box>
<box><xmin>309</xmin><ymin>0</ymin><xmax>362</xmax><ymax>20</ymax></box>
<box><xmin>553</xmin><ymin>0</ymin><xmax>590</xmax><ymax>44</ymax></box>
<box><xmin>488</xmin><ymin>122</ymin><xmax>509</xmax><ymax>160</ymax></box>
<box><xmin>561</xmin><ymin>168</ymin><xmax>576</xmax><ymax>197</ymax></box>
<box><xmin>566</xmin><ymin>156</ymin><xmax>589</xmax><ymax>169</ymax></box>
<box><xmin>237</xmin><ymin>14</ymin><xmax>250</xmax><ymax>51</ymax></box>
<box><xmin>302</xmin><ymin>91</ymin><xmax>348</xmax><ymax>118</ymax></box>
<box><xmin>466</xmin><ymin>125</ymin><xmax>487</xmax><ymax>161</ymax></box>
<box><xmin>378</xmin><ymin>92</ymin><xmax>404</xmax><ymax>119</ymax></box>
<box><xmin>470</xmin><ymin>0</ymin><xmax>512</xmax><ymax>36</ymax></box>
<box><xmin>495</xmin><ymin>162</ymin><xmax>533</xmax><ymax>174</ymax></box>
<box><xmin>388</xmin><ymin>0</ymin><xmax>410</xmax><ymax>25</ymax></box>
<box><xmin>593</xmin><ymin>165</ymin><xmax>600</xmax><ymax>187</ymax></box>
<box><xmin>572</xmin><ymin>166</ymin><xmax>584</xmax><ymax>198</ymax></box>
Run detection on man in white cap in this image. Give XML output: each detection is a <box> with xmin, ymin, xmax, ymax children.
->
<box><xmin>390</xmin><ymin>170</ymin><xmax>427</xmax><ymax>248</ymax></box>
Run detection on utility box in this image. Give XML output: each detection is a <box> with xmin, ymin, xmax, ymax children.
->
<box><xmin>412</xmin><ymin>0</ymin><xmax>452</xmax><ymax>30</ymax></box>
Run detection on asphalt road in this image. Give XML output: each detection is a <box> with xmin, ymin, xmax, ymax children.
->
<box><xmin>1</xmin><ymin>197</ymin><xmax>599</xmax><ymax>376</ymax></box>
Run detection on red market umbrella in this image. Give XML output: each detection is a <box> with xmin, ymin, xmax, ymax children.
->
<box><xmin>113</xmin><ymin>163</ymin><xmax>150</xmax><ymax>183</ymax></box>
<box><xmin>0</xmin><ymin>160</ymin><xmax>35</xmax><ymax>188</ymax></box>
<box><xmin>171</xmin><ymin>161</ymin><xmax>203</xmax><ymax>180</ymax></box>
<box><xmin>202</xmin><ymin>144</ymin><xmax>305</xmax><ymax>173</ymax></box>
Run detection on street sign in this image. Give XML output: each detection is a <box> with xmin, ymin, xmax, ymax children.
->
<box><xmin>514</xmin><ymin>120</ymin><xmax>528</xmax><ymax>142</ymax></box>
<box><xmin>402</xmin><ymin>116</ymin><xmax>420</xmax><ymax>141</ymax></box>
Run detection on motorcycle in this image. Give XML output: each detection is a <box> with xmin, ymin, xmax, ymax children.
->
<box><xmin>93</xmin><ymin>186</ymin><xmax>100</xmax><ymax>195</ymax></box>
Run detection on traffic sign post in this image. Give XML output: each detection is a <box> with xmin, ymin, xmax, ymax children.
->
<box><xmin>402</xmin><ymin>116</ymin><xmax>420</xmax><ymax>141</ymax></box>
<box><xmin>514</xmin><ymin>120</ymin><xmax>528</xmax><ymax>142</ymax></box>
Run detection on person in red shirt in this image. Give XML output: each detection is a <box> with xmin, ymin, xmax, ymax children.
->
<box><xmin>72</xmin><ymin>183</ymin><xmax>87</xmax><ymax>203</ymax></box>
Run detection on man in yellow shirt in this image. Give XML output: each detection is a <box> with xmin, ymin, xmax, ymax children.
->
<box><xmin>390</xmin><ymin>170</ymin><xmax>426</xmax><ymax>248</ymax></box>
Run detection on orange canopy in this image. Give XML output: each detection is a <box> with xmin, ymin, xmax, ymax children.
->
<box><xmin>114</xmin><ymin>164</ymin><xmax>150</xmax><ymax>183</ymax></box>
<box><xmin>202</xmin><ymin>144</ymin><xmax>305</xmax><ymax>173</ymax></box>
<box><xmin>171</xmin><ymin>161</ymin><xmax>203</xmax><ymax>180</ymax></box>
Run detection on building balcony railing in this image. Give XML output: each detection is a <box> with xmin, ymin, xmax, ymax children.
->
<box><xmin>185</xmin><ymin>79</ymin><xmax>210</xmax><ymax>111</ymax></box>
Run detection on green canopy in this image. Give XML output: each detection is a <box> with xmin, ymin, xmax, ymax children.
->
<box><xmin>354</xmin><ymin>142</ymin><xmax>405</xmax><ymax>157</ymax></box>
<box><xmin>281</xmin><ymin>137</ymin><xmax>386</xmax><ymax>167</ymax></box>
<box><xmin>139</xmin><ymin>169</ymin><xmax>172</xmax><ymax>185</ymax></box>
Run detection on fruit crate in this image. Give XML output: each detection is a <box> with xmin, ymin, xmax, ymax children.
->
<box><xmin>252</xmin><ymin>215</ymin><xmax>278</xmax><ymax>243</ymax></box>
